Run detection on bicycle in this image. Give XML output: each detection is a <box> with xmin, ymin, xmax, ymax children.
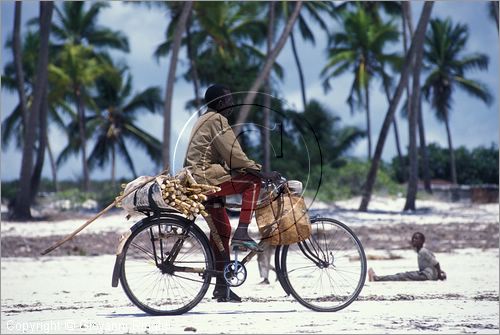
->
<box><xmin>111</xmin><ymin>177</ymin><xmax>367</xmax><ymax>315</ymax></box>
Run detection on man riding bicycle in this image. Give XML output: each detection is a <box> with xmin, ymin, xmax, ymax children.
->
<box><xmin>183</xmin><ymin>84</ymin><xmax>279</xmax><ymax>302</ymax></box>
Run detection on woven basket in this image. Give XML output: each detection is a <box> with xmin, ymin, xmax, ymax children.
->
<box><xmin>255</xmin><ymin>189</ymin><xmax>311</xmax><ymax>245</ymax></box>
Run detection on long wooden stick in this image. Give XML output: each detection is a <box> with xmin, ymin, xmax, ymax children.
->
<box><xmin>41</xmin><ymin>170</ymin><xmax>168</xmax><ymax>255</ymax></box>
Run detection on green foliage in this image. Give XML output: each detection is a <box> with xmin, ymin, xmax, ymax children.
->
<box><xmin>309</xmin><ymin>159</ymin><xmax>403</xmax><ymax>202</ymax></box>
<box><xmin>390</xmin><ymin>142</ymin><xmax>499</xmax><ymax>185</ymax></box>
<box><xmin>1</xmin><ymin>178</ymin><xmax>123</xmax><ymax>210</ymax></box>
<box><xmin>1</xmin><ymin>180</ymin><xmax>20</xmax><ymax>204</ymax></box>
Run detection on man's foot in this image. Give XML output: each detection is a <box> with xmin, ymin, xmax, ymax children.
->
<box><xmin>368</xmin><ymin>268</ymin><xmax>376</xmax><ymax>282</ymax></box>
<box><xmin>232</xmin><ymin>226</ymin><xmax>263</xmax><ymax>252</ymax></box>
<box><xmin>259</xmin><ymin>278</ymin><xmax>270</xmax><ymax>285</ymax></box>
<box><xmin>212</xmin><ymin>287</ymin><xmax>242</xmax><ymax>303</ymax></box>
<box><xmin>231</xmin><ymin>238</ymin><xmax>264</xmax><ymax>253</ymax></box>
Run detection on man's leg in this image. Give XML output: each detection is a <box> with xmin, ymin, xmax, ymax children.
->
<box><xmin>209</xmin><ymin>174</ymin><xmax>262</xmax><ymax>251</ymax></box>
<box><xmin>206</xmin><ymin>206</ymin><xmax>241</xmax><ymax>302</ymax></box>
<box><xmin>206</xmin><ymin>207</ymin><xmax>230</xmax><ymax>273</ymax></box>
<box><xmin>374</xmin><ymin>271</ymin><xmax>429</xmax><ymax>281</ymax></box>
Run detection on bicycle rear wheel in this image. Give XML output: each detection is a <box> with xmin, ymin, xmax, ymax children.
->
<box><xmin>120</xmin><ymin>218</ymin><xmax>213</xmax><ymax>315</ymax></box>
<box><xmin>281</xmin><ymin>217</ymin><xmax>366</xmax><ymax>312</ymax></box>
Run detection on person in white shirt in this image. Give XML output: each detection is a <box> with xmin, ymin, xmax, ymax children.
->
<box><xmin>368</xmin><ymin>232</ymin><xmax>447</xmax><ymax>281</ymax></box>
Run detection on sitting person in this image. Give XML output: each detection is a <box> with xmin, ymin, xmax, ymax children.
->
<box><xmin>183</xmin><ymin>84</ymin><xmax>279</xmax><ymax>302</ymax></box>
<box><xmin>368</xmin><ymin>232</ymin><xmax>447</xmax><ymax>282</ymax></box>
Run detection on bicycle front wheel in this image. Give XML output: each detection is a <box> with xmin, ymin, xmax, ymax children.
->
<box><xmin>120</xmin><ymin>218</ymin><xmax>213</xmax><ymax>315</ymax></box>
<box><xmin>281</xmin><ymin>217</ymin><xmax>366</xmax><ymax>312</ymax></box>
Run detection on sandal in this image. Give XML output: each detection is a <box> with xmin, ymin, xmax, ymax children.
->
<box><xmin>231</xmin><ymin>239</ymin><xmax>264</xmax><ymax>253</ymax></box>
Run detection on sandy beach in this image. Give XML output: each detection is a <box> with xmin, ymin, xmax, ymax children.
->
<box><xmin>1</xmin><ymin>195</ymin><xmax>498</xmax><ymax>333</ymax></box>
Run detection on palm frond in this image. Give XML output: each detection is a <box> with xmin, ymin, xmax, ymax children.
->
<box><xmin>123</xmin><ymin>87</ymin><xmax>163</xmax><ymax>115</ymax></box>
<box><xmin>453</xmin><ymin>76</ymin><xmax>493</xmax><ymax>106</ymax></box>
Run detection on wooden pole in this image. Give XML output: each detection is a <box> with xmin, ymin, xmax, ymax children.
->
<box><xmin>41</xmin><ymin>170</ymin><xmax>168</xmax><ymax>255</ymax></box>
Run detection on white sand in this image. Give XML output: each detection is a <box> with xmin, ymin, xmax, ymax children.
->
<box><xmin>1</xmin><ymin>248</ymin><xmax>498</xmax><ymax>334</ymax></box>
<box><xmin>1</xmin><ymin>196</ymin><xmax>498</xmax><ymax>333</ymax></box>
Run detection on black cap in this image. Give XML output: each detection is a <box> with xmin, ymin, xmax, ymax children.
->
<box><xmin>204</xmin><ymin>84</ymin><xmax>230</xmax><ymax>110</ymax></box>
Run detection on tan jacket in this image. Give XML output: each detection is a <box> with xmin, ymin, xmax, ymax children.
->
<box><xmin>184</xmin><ymin>110</ymin><xmax>261</xmax><ymax>185</ymax></box>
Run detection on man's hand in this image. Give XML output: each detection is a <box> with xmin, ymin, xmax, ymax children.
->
<box><xmin>260</xmin><ymin>171</ymin><xmax>282</xmax><ymax>182</ymax></box>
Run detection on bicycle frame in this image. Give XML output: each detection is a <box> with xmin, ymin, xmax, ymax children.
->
<box><xmin>112</xmin><ymin>179</ymin><xmax>292</xmax><ymax>292</ymax></box>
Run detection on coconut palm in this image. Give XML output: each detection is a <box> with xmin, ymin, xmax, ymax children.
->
<box><xmin>359</xmin><ymin>1</ymin><xmax>434</xmax><ymax>212</ymax></box>
<box><xmin>235</xmin><ymin>1</ymin><xmax>302</xmax><ymax>129</ymax></box>
<box><xmin>86</xmin><ymin>64</ymin><xmax>163</xmax><ymax>187</ymax></box>
<box><xmin>48</xmin><ymin>2</ymin><xmax>129</xmax><ymax>51</ymax></box>
<box><xmin>3</xmin><ymin>31</ymin><xmax>72</xmax><ymax>192</ymax></box>
<box><xmin>321</xmin><ymin>8</ymin><xmax>400</xmax><ymax>160</ymax></box>
<box><xmin>273</xmin><ymin>1</ymin><xmax>333</xmax><ymax>110</ymax></box>
<box><xmin>50</xmin><ymin>44</ymin><xmax>111</xmax><ymax>191</ymax></box>
<box><xmin>154</xmin><ymin>2</ymin><xmax>274</xmax><ymax>95</ymax></box>
<box><xmin>422</xmin><ymin>18</ymin><xmax>492</xmax><ymax>185</ymax></box>
<box><xmin>46</xmin><ymin>1</ymin><xmax>129</xmax><ymax>190</ymax></box>
<box><xmin>12</xmin><ymin>1</ymin><xmax>53</xmax><ymax>220</ymax></box>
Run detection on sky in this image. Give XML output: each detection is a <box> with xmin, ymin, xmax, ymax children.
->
<box><xmin>1</xmin><ymin>1</ymin><xmax>499</xmax><ymax>182</ymax></box>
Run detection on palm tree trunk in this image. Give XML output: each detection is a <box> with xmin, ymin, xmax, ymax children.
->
<box><xmin>76</xmin><ymin>86</ymin><xmax>90</xmax><ymax>192</ymax></box>
<box><xmin>404</xmin><ymin>14</ymin><xmax>427</xmax><ymax>211</ymax></box>
<box><xmin>235</xmin><ymin>1</ymin><xmax>303</xmax><ymax>132</ymax></box>
<box><xmin>186</xmin><ymin>11</ymin><xmax>202</xmax><ymax>114</ymax></box>
<box><xmin>263</xmin><ymin>1</ymin><xmax>275</xmax><ymax>173</ymax></box>
<box><xmin>290</xmin><ymin>31</ymin><xmax>307</xmax><ymax>111</ymax></box>
<box><xmin>13</xmin><ymin>2</ymin><xmax>28</xmax><ymax>131</ymax></box>
<box><xmin>163</xmin><ymin>1</ymin><xmax>193</xmax><ymax>172</ymax></box>
<box><xmin>382</xmin><ymin>77</ymin><xmax>404</xmax><ymax>167</ymax></box>
<box><xmin>365</xmin><ymin>81</ymin><xmax>372</xmax><ymax>161</ymax></box>
<box><xmin>46</xmin><ymin>135</ymin><xmax>58</xmax><ymax>192</ymax></box>
<box><xmin>404</xmin><ymin>1</ymin><xmax>431</xmax><ymax>194</ymax></box>
<box><xmin>30</xmin><ymin>86</ymin><xmax>48</xmax><ymax>202</ymax></box>
<box><xmin>418</xmin><ymin>100</ymin><xmax>432</xmax><ymax>193</ymax></box>
<box><xmin>381</xmin><ymin>79</ymin><xmax>404</xmax><ymax>166</ymax></box>
<box><xmin>401</xmin><ymin>2</ymin><xmax>412</xmax><ymax>181</ymax></box>
<box><xmin>111</xmin><ymin>144</ymin><xmax>116</xmax><ymax>189</ymax></box>
<box><xmin>12</xmin><ymin>2</ymin><xmax>53</xmax><ymax>220</ymax></box>
<box><xmin>444</xmin><ymin>111</ymin><xmax>458</xmax><ymax>185</ymax></box>
<box><xmin>359</xmin><ymin>1</ymin><xmax>434</xmax><ymax>212</ymax></box>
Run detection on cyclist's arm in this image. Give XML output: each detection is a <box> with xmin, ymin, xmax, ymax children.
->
<box><xmin>213</xmin><ymin>115</ymin><xmax>261</xmax><ymax>171</ymax></box>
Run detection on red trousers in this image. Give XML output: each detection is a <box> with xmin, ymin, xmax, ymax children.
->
<box><xmin>206</xmin><ymin>174</ymin><xmax>261</xmax><ymax>270</ymax></box>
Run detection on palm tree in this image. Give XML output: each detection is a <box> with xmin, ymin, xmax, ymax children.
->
<box><xmin>48</xmin><ymin>1</ymin><xmax>129</xmax><ymax>190</ymax></box>
<box><xmin>154</xmin><ymin>2</ymin><xmax>272</xmax><ymax>96</ymax></box>
<box><xmin>359</xmin><ymin>1</ymin><xmax>434</xmax><ymax>212</ymax></box>
<box><xmin>337</xmin><ymin>1</ymin><xmax>407</xmax><ymax>169</ymax></box>
<box><xmin>49</xmin><ymin>2</ymin><xmax>129</xmax><ymax>51</ymax></box>
<box><xmin>87</xmin><ymin>65</ymin><xmax>163</xmax><ymax>187</ymax></box>
<box><xmin>263</xmin><ymin>1</ymin><xmax>276</xmax><ymax>173</ymax></box>
<box><xmin>162</xmin><ymin>1</ymin><xmax>193</xmax><ymax>172</ymax></box>
<box><xmin>12</xmin><ymin>1</ymin><xmax>53</xmax><ymax>220</ymax></box>
<box><xmin>422</xmin><ymin>18</ymin><xmax>492</xmax><ymax>185</ymax></box>
<box><xmin>3</xmin><ymin>31</ymin><xmax>70</xmax><ymax>192</ymax></box>
<box><xmin>321</xmin><ymin>8</ymin><xmax>400</xmax><ymax>160</ymax></box>
<box><xmin>403</xmin><ymin>8</ymin><xmax>428</xmax><ymax>211</ymax></box>
<box><xmin>235</xmin><ymin>1</ymin><xmax>303</xmax><ymax>129</ymax></box>
<box><xmin>274</xmin><ymin>2</ymin><xmax>333</xmax><ymax>110</ymax></box>
<box><xmin>12</xmin><ymin>2</ymin><xmax>28</xmax><ymax>131</ymax></box>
